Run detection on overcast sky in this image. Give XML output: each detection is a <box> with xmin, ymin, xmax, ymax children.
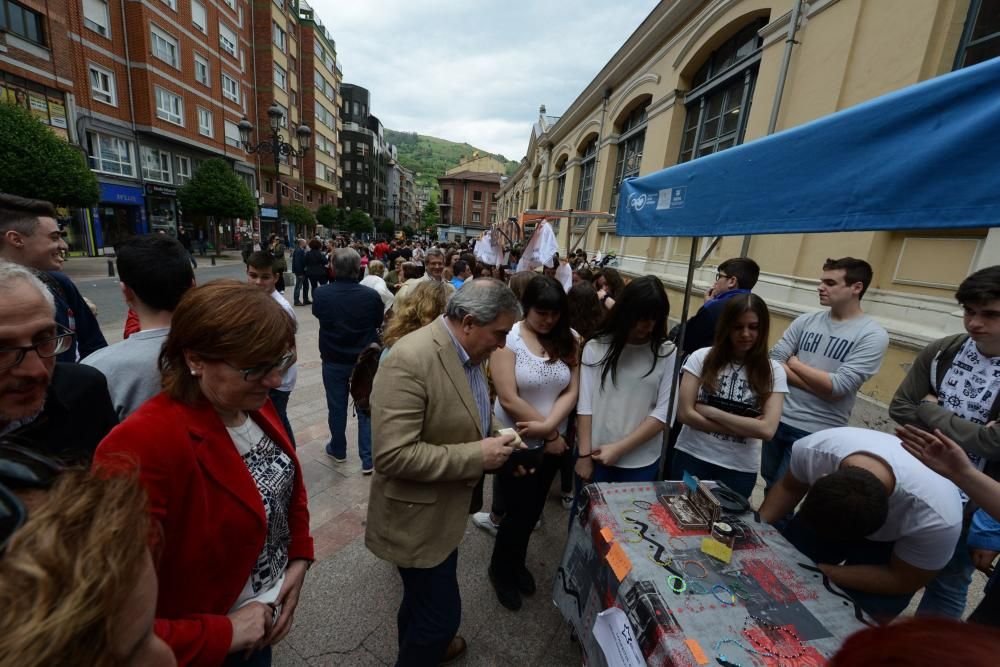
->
<box><xmin>307</xmin><ymin>0</ymin><xmax>660</xmax><ymax>161</ymax></box>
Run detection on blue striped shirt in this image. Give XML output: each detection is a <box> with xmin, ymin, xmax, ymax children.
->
<box><xmin>440</xmin><ymin>316</ymin><xmax>492</xmax><ymax>436</ymax></box>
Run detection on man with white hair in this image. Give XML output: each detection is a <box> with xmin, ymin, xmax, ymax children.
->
<box><xmin>0</xmin><ymin>260</ymin><xmax>117</xmax><ymax>463</ymax></box>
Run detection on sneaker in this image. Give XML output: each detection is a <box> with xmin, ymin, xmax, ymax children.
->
<box><xmin>324</xmin><ymin>446</ymin><xmax>346</xmax><ymax>463</ymax></box>
<box><xmin>361</xmin><ymin>467</ymin><xmax>373</xmax><ymax>475</ymax></box>
<box><xmin>472</xmin><ymin>511</ymin><xmax>499</xmax><ymax>536</ymax></box>
<box><xmin>293</xmin><ymin>301</ymin><xmax>303</xmax><ymax>306</ymax></box>
<box><xmin>561</xmin><ymin>494</ymin><xmax>574</xmax><ymax>510</ymax></box>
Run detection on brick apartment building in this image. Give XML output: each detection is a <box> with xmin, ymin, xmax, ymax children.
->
<box><xmin>0</xmin><ymin>0</ymin><xmax>353</xmax><ymax>254</ymax></box>
<box><xmin>437</xmin><ymin>170</ymin><xmax>502</xmax><ymax>242</ymax></box>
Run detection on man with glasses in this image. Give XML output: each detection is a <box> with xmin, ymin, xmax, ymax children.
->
<box><xmin>247</xmin><ymin>251</ymin><xmax>299</xmax><ymax>447</ymax></box>
<box><xmin>0</xmin><ymin>193</ymin><xmax>107</xmax><ymax>362</ymax></box>
<box><xmin>673</xmin><ymin>257</ymin><xmax>761</xmax><ymax>355</ymax></box>
<box><xmin>0</xmin><ymin>260</ymin><xmax>117</xmax><ymax>464</ymax></box>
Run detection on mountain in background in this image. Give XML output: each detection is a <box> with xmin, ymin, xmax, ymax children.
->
<box><xmin>385</xmin><ymin>129</ymin><xmax>519</xmax><ymax>192</ymax></box>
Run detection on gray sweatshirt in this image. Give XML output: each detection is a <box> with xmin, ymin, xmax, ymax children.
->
<box><xmin>770</xmin><ymin>310</ymin><xmax>888</xmax><ymax>432</ymax></box>
<box><xmin>82</xmin><ymin>328</ymin><xmax>169</xmax><ymax>420</ymax></box>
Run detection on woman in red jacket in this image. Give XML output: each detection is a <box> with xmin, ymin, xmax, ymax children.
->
<box><xmin>95</xmin><ymin>280</ymin><xmax>313</xmax><ymax>667</ymax></box>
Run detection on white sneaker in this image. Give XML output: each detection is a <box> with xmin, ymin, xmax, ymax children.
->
<box><xmin>472</xmin><ymin>511</ymin><xmax>499</xmax><ymax>536</ymax></box>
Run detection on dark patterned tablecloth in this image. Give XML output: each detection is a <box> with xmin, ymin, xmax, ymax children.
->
<box><xmin>552</xmin><ymin>481</ymin><xmax>872</xmax><ymax>666</ymax></box>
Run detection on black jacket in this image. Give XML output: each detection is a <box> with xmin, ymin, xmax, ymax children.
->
<box><xmin>6</xmin><ymin>363</ymin><xmax>119</xmax><ymax>466</ymax></box>
<box><xmin>312</xmin><ymin>280</ymin><xmax>384</xmax><ymax>365</ymax></box>
<box><xmin>304</xmin><ymin>249</ymin><xmax>328</xmax><ymax>279</ymax></box>
<box><xmin>292</xmin><ymin>246</ymin><xmax>306</xmax><ymax>274</ymax></box>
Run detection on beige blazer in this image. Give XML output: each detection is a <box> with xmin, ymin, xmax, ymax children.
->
<box><xmin>365</xmin><ymin>318</ymin><xmax>491</xmax><ymax>568</ymax></box>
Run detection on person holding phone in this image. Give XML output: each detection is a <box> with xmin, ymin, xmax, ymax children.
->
<box><xmin>487</xmin><ymin>275</ymin><xmax>580</xmax><ymax>612</ymax></box>
<box><xmin>671</xmin><ymin>294</ymin><xmax>787</xmax><ymax>499</ymax></box>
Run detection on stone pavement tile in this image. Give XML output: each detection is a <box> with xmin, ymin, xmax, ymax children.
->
<box><xmin>302</xmin><ymin>460</ymin><xmax>343</xmax><ymax>498</ymax></box>
<box><xmin>307</xmin><ymin>490</ymin><xmax>351</xmax><ymax>532</ymax></box>
<box><xmin>359</xmin><ymin>619</ymin><xmax>397</xmax><ymax>666</ymax></box>
<box><xmin>272</xmin><ymin>644</ymin><xmax>311</xmax><ymax>667</ymax></box>
<box><xmin>280</xmin><ymin>540</ymin><xmax>402</xmax><ymax>659</ymax></box>
<box><xmin>311</xmin><ymin>508</ymin><xmax>367</xmax><ymax>561</ymax></box>
<box><xmin>306</xmin><ymin>647</ymin><xmax>386</xmax><ymax>666</ymax></box>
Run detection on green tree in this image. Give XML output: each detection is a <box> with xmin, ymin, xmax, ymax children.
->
<box><xmin>342</xmin><ymin>209</ymin><xmax>373</xmax><ymax>235</ymax></box>
<box><xmin>422</xmin><ymin>200</ymin><xmax>439</xmax><ymax>229</ymax></box>
<box><xmin>401</xmin><ymin>226</ymin><xmax>416</xmax><ymax>239</ymax></box>
<box><xmin>377</xmin><ymin>218</ymin><xmax>395</xmax><ymax>236</ymax></box>
<box><xmin>282</xmin><ymin>203</ymin><xmax>315</xmax><ymax>234</ymax></box>
<box><xmin>178</xmin><ymin>158</ymin><xmax>255</xmax><ymax>220</ymax></box>
<box><xmin>0</xmin><ymin>103</ymin><xmax>99</xmax><ymax>207</ymax></box>
<box><xmin>315</xmin><ymin>203</ymin><xmax>339</xmax><ymax>229</ymax></box>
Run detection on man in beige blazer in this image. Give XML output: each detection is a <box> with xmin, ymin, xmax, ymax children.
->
<box><xmin>367</xmin><ymin>278</ymin><xmax>523</xmax><ymax>666</ymax></box>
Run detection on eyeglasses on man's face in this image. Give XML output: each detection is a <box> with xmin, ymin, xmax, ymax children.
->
<box><xmin>0</xmin><ymin>324</ymin><xmax>75</xmax><ymax>372</ymax></box>
<box><xmin>715</xmin><ymin>272</ymin><xmax>732</xmax><ymax>282</ymax></box>
<box><xmin>226</xmin><ymin>350</ymin><xmax>296</xmax><ymax>382</ymax></box>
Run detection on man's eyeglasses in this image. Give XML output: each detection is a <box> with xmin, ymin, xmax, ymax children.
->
<box><xmin>0</xmin><ymin>324</ymin><xmax>75</xmax><ymax>371</ymax></box>
<box><xmin>715</xmin><ymin>272</ymin><xmax>732</xmax><ymax>282</ymax></box>
<box><xmin>0</xmin><ymin>440</ymin><xmax>65</xmax><ymax>554</ymax></box>
<box><xmin>227</xmin><ymin>350</ymin><xmax>296</xmax><ymax>382</ymax></box>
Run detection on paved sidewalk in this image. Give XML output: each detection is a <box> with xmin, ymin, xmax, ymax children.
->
<box><xmin>60</xmin><ymin>252</ymin><xmax>245</xmax><ymax>280</ymax></box>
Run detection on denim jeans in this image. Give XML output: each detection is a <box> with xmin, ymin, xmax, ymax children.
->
<box><xmin>592</xmin><ymin>459</ymin><xmax>660</xmax><ymax>483</ymax></box>
<box><xmin>396</xmin><ymin>549</ymin><xmax>461</xmax><ymax>666</ymax></box>
<box><xmin>322</xmin><ymin>362</ymin><xmax>372</xmax><ymax>470</ymax></box>
<box><xmin>293</xmin><ymin>273</ymin><xmax>309</xmax><ymax>303</ymax></box>
<box><xmin>779</xmin><ymin>513</ymin><xmax>913</xmax><ymax>622</ymax></box>
<box><xmin>916</xmin><ymin>523</ymin><xmax>975</xmax><ymax>618</ymax></box>
<box><xmin>670</xmin><ymin>449</ymin><xmax>757</xmax><ymax>500</ymax></box>
<box><xmin>760</xmin><ymin>421</ymin><xmax>812</xmax><ymax>491</ymax></box>
<box><xmin>267</xmin><ymin>388</ymin><xmax>295</xmax><ymax>448</ymax></box>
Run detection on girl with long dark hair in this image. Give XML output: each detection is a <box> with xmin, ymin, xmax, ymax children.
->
<box><xmin>670</xmin><ymin>293</ymin><xmax>787</xmax><ymax>498</ymax></box>
<box><xmin>487</xmin><ymin>275</ymin><xmax>580</xmax><ymax>611</ymax></box>
<box><xmin>576</xmin><ymin>275</ymin><xmax>677</xmax><ymax>484</ymax></box>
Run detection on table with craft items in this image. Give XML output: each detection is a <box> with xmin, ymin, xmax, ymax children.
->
<box><xmin>552</xmin><ymin>481</ymin><xmax>872</xmax><ymax>667</ymax></box>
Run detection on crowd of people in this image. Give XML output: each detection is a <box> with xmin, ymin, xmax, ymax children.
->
<box><xmin>2</xmin><ymin>189</ymin><xmax>1000</xmax><ymax>665</ymax></box>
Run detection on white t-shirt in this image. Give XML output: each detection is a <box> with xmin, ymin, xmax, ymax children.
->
<box><xmin>674</xmin><ymin>347</ymin><xmax>788</xmax><ymax>473</ymax></box>
<box><xmin>227</xmin><ymin>417</ymin><xmax>296</xmax><ymax>611</ymax></box>
<box><xmin>493</xmin><ymin>322</ymin><xmax>573</xmax><ymax>447</ymax></box>
<box><xmin>578</xmin><ymin>337</ymin><xmax>676</xmax><ymax>468</ymax></box>
<box><xmin>789</xmin><ymin>427</ymin><xmax>963</xmax><ymax>571</ymax></box>
<box><xmin>270</xmin><ymin>290</ymin><xmax>297</xmax><ymax>392</ymax></box>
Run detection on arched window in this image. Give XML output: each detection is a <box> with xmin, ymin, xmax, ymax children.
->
<box><xmin>679</xmin><ymin>17</ymin><xmax>767</xmax><ymax>163</ymax></box>
<box><xmin>956</xmin><ymin>0</ymin><xmax>1000</xmax><ymax>69</ymax></box>
<box><xmin>554</xmin><ymin>156</ymin><xmax>568</xmax><ymax>209</ymax></box>
<box><xmin>610</xmin><ymin>101</ymin><xmax>650</xmax><ymax>214</ymax></box>
<box><xmin>575</xmin><ymin>137</ymin><xmax>598</xmax><ymax>210</ymax></box>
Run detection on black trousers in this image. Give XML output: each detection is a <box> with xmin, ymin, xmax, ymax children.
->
<box><xmin>396</xmin><ymin>549</ymin><xmax>460</xmax><ymax>666</ymax></box>
<box><xmin>489</xmin><ymin>453</ymin><xmax>562</xmax><ymax>585</ymax></box>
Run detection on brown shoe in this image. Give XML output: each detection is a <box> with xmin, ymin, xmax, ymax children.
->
<box><xmin>440</xmin><ymin>635</ymin><xmax>467</xmax><ymax>665</ymax></box>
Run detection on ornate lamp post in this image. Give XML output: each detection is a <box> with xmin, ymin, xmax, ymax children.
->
<box><xmin>238</xmin><ymin>102</ymin><xmax>312</xmax><ymax>212</ymax></box>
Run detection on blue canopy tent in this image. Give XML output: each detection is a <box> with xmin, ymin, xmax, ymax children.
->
<box><xmin>614</xmin><ymin>55</ymin><xmax>1000</xmax><ymax>480</ymax></box>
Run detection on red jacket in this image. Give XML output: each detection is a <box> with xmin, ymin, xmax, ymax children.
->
<box><xmin>94</xmin><ymin>393</ymin><xmax>314</xmax><ymax>667</ymax></box>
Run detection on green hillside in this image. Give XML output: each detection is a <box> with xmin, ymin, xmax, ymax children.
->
<box><xmin>385</xmin><ymin>129</ymin><xmax>519</xmax><ymax>192</ymax></box>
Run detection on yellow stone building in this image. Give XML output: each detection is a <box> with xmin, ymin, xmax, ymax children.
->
<box><xmin>496</xmin><ymin>0</ymin><xmax>999</xmax><ymax>420</ymax></box>
<box><xmin>446</xmin><ymin>152</ymin><xmax>509</xmax><ymax>176</ymax></box>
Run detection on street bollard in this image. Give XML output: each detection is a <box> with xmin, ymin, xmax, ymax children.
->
<box><xmin>211</xmin><ymin>255</ymin><xmax>216</xmax><ymax>266</ymax></box>
<box><xmin>107</xmin><ymin>259</ymin><xmax>115</xmax><ymax>277</ymax></box>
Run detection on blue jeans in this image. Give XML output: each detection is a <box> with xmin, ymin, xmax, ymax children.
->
<box><xmin>293</xmin><ymin>273</ymin><xmax>309</xmax><ymax>303</ymax></box>
<box><xmin>322</xmin><ymin>362</ymin><xmax>372</xmax><ymax>469</ymax></box>
<box><xmin>916</xmin><ymin>524</ymin><xmax>975</xmax><ymax>618</ymax></box>
<box><xmin>396</xmin><ymin>549</ymin><xmax>461</xmax><ymax>666</ymax></box>
<box><xmin>760</xmin><ymin>422</ymin><xmax>812</xmax><ymax>491</ymax></box>
<box><xmin>670</xmin><ymin>449</ymin><xmax>757</xmax><ymax>500</ymax></box>
<box><xmin>268</xmin><ymin>388</ymin><xmax>295</xmax><ymax>448</ymax></box>
<box><xmin>779</xmin><ymin>513</ymin><xmax>913</xmax><ymax>622</ymax></box>
<box><xmin>222</xmin><ymin>645</ymin><xmax>271</xmax><ymax>666</ymax></box>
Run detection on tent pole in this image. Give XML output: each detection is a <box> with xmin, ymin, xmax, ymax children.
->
<box><xmin>658</xmin><ymin>239</ymin><xmax>699</xmax><ymax>480</ymax></box>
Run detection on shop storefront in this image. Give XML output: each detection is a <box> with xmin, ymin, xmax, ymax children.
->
<box><xmin>93</xmin><ymin>183</ymin><xmax>147</xmax><ymax>254</ymax></box>
<box><xmin>260</xmin><ymin>207</ymin><xmax>279</xmax><ymax>240</ymax></box>
<box><xmin>144</xmin><ymin>183</ymin><xmax>179</xmax><ymax>236</ymax></box>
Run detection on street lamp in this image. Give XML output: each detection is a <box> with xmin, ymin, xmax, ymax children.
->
<box><xmin>238</xmin><ymin>102</ymin><xmax>312</xmax><ymax>212</ymax></box>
